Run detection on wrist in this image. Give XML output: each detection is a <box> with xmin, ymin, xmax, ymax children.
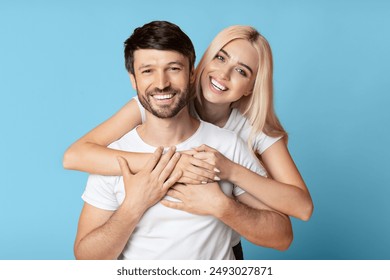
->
<box><xmin>214</xmin><ymin>194</ymin><xmax>234</xmax><ymax>219</ymax></box>
<box><xmin>225</xmin><ymin>161</ymin><xmax>241</xmax><ymax>183</ymax></box>
<box><xmin>122</xmin><ymin>197</ymin><xmax>148</xmax><ymax>218</ymax></box>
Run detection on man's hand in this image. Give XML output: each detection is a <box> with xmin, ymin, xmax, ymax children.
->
<box><xmin>117</xmin><ymin>146</ymin><xmax>182</xmax><ymax>214</ymax></box>
<box><xmin>160</xmin><ymin>182</ymin><xmax>227</xmax><ymax>216</ymax></box>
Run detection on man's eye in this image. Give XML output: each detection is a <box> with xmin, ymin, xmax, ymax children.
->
<box><xmin>141</xmin><ymin>69</ymin><xmax>151</xmax><ymax>74</ymax></box>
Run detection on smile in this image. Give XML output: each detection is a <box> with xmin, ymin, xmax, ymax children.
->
<box><xmin>210</xmin><ymin>78</ymin><xmax>228</xmax><ymax>91</ymax></box>
<box><xmin>153</xmin><ymin>94</ymin><xmax>174</xmax><ymax>100</ymax></box>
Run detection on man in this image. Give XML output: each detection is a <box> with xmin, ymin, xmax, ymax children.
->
<box><xmin>74</xmin><ymin>21</ymin><xmax>292</xmax><ymax>259</ymax></box>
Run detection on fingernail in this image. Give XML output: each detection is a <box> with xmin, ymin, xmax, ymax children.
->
<box><xmin>214</xmin><ymin>168</ymin><xmax>220</xmax><ymax>173</ymax></box>
<box><xmin>201</xmin><ymin>181</ymin><xmax>207</xmax><ymax>184</ymax></box>
<box><xmin>214</xmin><ymin>176</ymin><xmax>221</xmax><ymax>181</ymax></box>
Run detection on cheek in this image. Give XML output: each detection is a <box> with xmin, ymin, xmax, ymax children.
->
<box><xmin>173</xmin><ymin>74</ymin><xmax>190</xmax><ymax>88</ymax></box>
<box><xmin>200</xmin><ymin>73</ymin><xmax>208</xmax><ymax>88</ymax></box>
<box><xmin>230</xmin><ymin>78</ymin><xmax>253</xmax><ymax>97</ymax></box>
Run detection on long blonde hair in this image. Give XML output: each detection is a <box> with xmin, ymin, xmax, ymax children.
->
<box><xmin>194</xmin><ymin>25</ymin><xmax>288</xmax><ymax>149</ymax></box>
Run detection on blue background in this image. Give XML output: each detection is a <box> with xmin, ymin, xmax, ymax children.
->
<box><xmin>1</xmin><ymin>0</ymin><xmax>389</xmax><ymax>260</ymax></box>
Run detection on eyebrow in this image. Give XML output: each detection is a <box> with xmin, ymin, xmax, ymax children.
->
<box><xmin>138</xmin><ymin>61</ymin><xmax>186</xmax><ymax>71</ymax></box>
<box><xmin>220</xmin><ymin>49</ymin><xmax>254</xmax><ymax>75</ymax></box>
<box><xmin>167</xmin><ymin>61</ymin><xmax>185</xmax><ymax>68</ymax></box>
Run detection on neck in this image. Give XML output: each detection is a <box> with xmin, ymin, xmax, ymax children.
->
<box><xmin>137</xmin><ymin>107</ymin><xmax>199</xmax><ymax>147</ymax></box>
<box><xmin>195</xmin><ymin>98</ymin><xmax>231</xmax><ymax>128</ymax></box>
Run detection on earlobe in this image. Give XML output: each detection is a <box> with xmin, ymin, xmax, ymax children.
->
<box><xmin>244</xmin><ymin>90</ymin><xmax>253</xmax><ymax>97</ymax></box>
<box><xmin>129</xmin><ymin>74</ymin><xmax>137</xmax><ymax>90</ymax></box>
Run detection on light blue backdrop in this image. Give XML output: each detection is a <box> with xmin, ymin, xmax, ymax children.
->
<box><xmin>1</xmin><ymin>0</ymin><xmax>389</xmax><ymax>260</ymax></box>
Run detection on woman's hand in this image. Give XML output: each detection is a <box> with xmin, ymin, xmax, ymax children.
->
<box><xmin>191</xmin><ymin>144</ymin><xmax>235</xmax><ymax>181</ymax></box>
<box><xmin>173</xmin><ymin>150</ymin><xmax>219</xmax><ymax>184</ymax></box>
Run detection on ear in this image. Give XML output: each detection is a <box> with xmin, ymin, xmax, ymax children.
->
<box><xmin>189</xmin><ymin>66</ymin><xmax>196</xmax><ymax>84</ymax></box>
<box><xmin>129</xmin><ymin>73</ymin><xmax>137</xmax><ymax>90</ymax></box>
<box><xmin>243</xmin><ymin>89</ymin><xmax>253</xmax><ymax>97</ymax></box>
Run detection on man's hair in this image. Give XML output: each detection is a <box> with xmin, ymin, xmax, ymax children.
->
<box><xmin>124</xmin><ymin>21</ymin><xmax>196</xmax><ymax>74</ymax></box>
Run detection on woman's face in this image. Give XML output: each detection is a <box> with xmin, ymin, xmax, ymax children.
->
<box><xmin>201</xmin><ymin>39</ymin><xmax>259</xmax><ymax>106</ymax></box>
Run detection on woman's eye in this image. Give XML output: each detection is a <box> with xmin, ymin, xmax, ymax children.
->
<box><xmin>215</xmin><ymin>54</ymin><xmax>225</xmax><ymax>62</ymax></box>
<box><xmin>236</xmin><ymin>68</ymin><xmax>247</xmax><ymax>77</ymax></box>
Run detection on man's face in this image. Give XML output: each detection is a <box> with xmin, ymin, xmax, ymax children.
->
<box><xmin>130</xmin><ymin>49</ymin><xmax>192</xmax><ymax>119</ymax></box>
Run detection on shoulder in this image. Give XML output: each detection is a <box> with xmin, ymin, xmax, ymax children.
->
<box><xmin>255</xmin><ymin>133</ymin><xmax>283</xmax><ymax>154</ymax></box>
<box><xmin>83</xmin><ymin>174</ymin><xmax>121</xmax><ymax>211</ymax></box>
<box><xmin>108</xmin><ymin>127</ymin><xmax>141</xmax><ymax>151</ymax></box>
<box><xmin>200</xmin><ymin>120</ymin><xmax>239</xmax><ymax>139</ymax></box>
<box><xmin>229</xmin><ymin>109</ymin><xmax>282</xmax><ymax>154</ymax></box>
<box><xmin>132</xmin><ymin>96</ymin><xmax>146</xmax><ymax>123</ymax></box>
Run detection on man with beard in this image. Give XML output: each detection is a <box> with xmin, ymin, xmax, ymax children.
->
<box><xmin>73</xmin><ymin>21</ymin><xmax>292</xmax><ymax>260</ymax></box>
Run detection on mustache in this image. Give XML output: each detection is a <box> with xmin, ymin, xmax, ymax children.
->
<box><xmin>147</xmin><ymin>86</ymin><xmax>179</xmax><ymax>95</ymax></box>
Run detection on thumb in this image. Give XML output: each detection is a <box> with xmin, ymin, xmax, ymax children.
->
<box><xmin>194</xmin><ymin>144</ymin><xmax>212</xmax><ymax>152</ymax></box>
<box><xmin>117</xmin><ymin>156</ymin><xmax>132</xmax><ymax>178</ymax></box>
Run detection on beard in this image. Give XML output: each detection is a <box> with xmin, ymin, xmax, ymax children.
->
<box><xmin>138</xmin><ymin>85</ymin><xmax>190</xmax><ymax>119</ymax></box>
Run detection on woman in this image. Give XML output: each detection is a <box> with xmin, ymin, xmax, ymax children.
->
<box><xmin>64</xmin><ymin>25</ymin><xmax>313</xmax><ymax>256</ymax></box>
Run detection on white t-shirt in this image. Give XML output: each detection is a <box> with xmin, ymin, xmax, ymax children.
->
<box><xmin>82</xmin><ymin>120</ymin><xmax>265</xmax><ymax>260</ymax></box>
<box><xmin>223</xmin><ymin>108</ymin><xmax>282</xmax><ymax>153</ymax></box>
<box><xmin>135</xmin><ymin>97</ymin><xmax>280</xmax><ymax>247</ymax></box>
<box><xmin>136</xmin><ymin>97</ymin><xmax>282</xmax><ymax>154</ymax></box>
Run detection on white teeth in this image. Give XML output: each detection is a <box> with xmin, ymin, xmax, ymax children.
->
<box><xmin>153</xmin><ymin>94</ymin><xmax>173</xmax><ymax>100</ymax></box>
<box><xmin>211</xmin><ymin>78</ymin><xmax>227</xmax><ymax>91</ymax></box>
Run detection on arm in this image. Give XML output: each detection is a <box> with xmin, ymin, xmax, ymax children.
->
<box><xmin>63</xmin><ymin>99</ymin><xmax>217</xmax><ymax>182</ymax></box>
<box><xmin>161</xmin><ymin>183</ymin><xmax>292</xmax><ymax>250</ymax></box>
<box><xmin>63</xmin><ymin>99</ymin><xmax>147</xmax><ymax>175</ymax></box>
<box><xmin>193</xmin><ymin>142</ymin><xmax>314</xmax><ymax>221</ymax></box>
<box><xmin>74</xmin><ymin>147</ymin><xmax>181</xmax><ymax>259</ymax></box>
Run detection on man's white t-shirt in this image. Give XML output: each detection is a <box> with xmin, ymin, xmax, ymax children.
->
<box><xmin>138</xmin><ymin>97</ymin><xmax>282</xmax><ymax>154</ymax></box>
<box><xmin>136</xmin><ymin>97</ymin><xmax>282</xmax><ymax>247</ymax></box>
<box><xmin>82</xmin><ymin>120</ymin><xmax>265</xmax><ymax>260</ymax></box>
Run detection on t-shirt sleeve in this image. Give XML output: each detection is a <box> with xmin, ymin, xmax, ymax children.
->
<box><xmin>231</xmin><ymin>134</ymin><xmax>267</xmax><ymax>197</ymax></box>
<box><xmin>133</xmin><ymin>96</ymin><xmax>146</xmax><ymax>124</ymax></box>
<box><xmin>82</xmin><ymin>174</ymin><xmax>120</xmax><ymax>211</ymax></box>
<box><xmin>254</xmin><ymin>133</ymin><xmax>283</xmax><ymax>154</ymax></box>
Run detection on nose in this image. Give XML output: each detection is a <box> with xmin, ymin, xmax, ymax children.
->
<box><xmin>155</xmin><ymin>71</ymin><xmax>170</xmax><ymax>90</ymax></box>
<box><xmin>218</xmin><ymin>64</ymin><xmax>231</xmax><ymax>81</ymax></box>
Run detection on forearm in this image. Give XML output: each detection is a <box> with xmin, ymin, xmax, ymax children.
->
<box><xmin>75</xmin><ymin>205</ymin><xmax>142</xmax><ymax>260</ymax></box>
<box><xmin>228</xmin><ymin>163</ymin><xmax>313</xmax><ymax>221</ymax></box>
<box><xmin>215</xmin><ymin>196</ymin><xmax>292</xmax><ymax>250</ymax></box>
<box><xmin>63</xmin><ymin>142</ymin><xmax>150</xmax><ymax>175</ymax></box>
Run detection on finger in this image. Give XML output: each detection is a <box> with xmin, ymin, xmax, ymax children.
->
<box><xmin>182</xmin><ymin>172</ymin><xmax>211</xmax><ymax>183</ymax></box>
<box><xmin>162</xmin><ymin>170</ymin><xmax>182</xmax><ymax>190</ymax></box>
<box><xmin>144</xmin><ymin>146</ymin><xmax>164</xmax><ymax>171</ymax></box>
<box><xmin>166</xmin><ymin>189</ymin><xmax>185</xmax><ymax>201</ymax></box>
<box><xmin>190</xmin><ymin>156</ymin><xmax>216</xmax><ymax>171</ymax></box>
<box><xmin>152</xmin><ymin>146</ymin><xmax>176</xmax><ymax>174</ymax></box>
<box><xmin>160</xmin><ymin>199</ymin><xmax>184</xmax><ymax>211</ymax></box>
<box><xmin>180</xmin><ymin>149</ymin><xmax>197</xmax><ymax>156</ymax></box>
<box><xmin>117</xmin><ymin>156</ymin><xmax>132</xmax><ymax>178</ymax></box>
<box><xmin>158</xmin><ymin>152</ymin><xmax>181</xmax><ymax>183</ymax></box>
<box><xmin>178</xmin><ymin>177</ymin><xmax>207</xmax><ymax>185</ymax></box>
<box><xmin>194</xmin><ymin>144</ymin><xmax>213</xmax><ymax>152</ymax></box>
<box><xmin>170</xmin><ymin>184</ymin><xmax>186</xmax><ymax>193</ymax></box>
<box><xmin>184</xmin><ymin>165</ymin><xmax>218</xmax><ymax>181</ymax></box>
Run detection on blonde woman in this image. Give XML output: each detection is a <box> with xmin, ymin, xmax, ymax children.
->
<box><xmin>64</xmin><ymin>25</ymin><xmax>313</xmax><ymax>258</ymax></box>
